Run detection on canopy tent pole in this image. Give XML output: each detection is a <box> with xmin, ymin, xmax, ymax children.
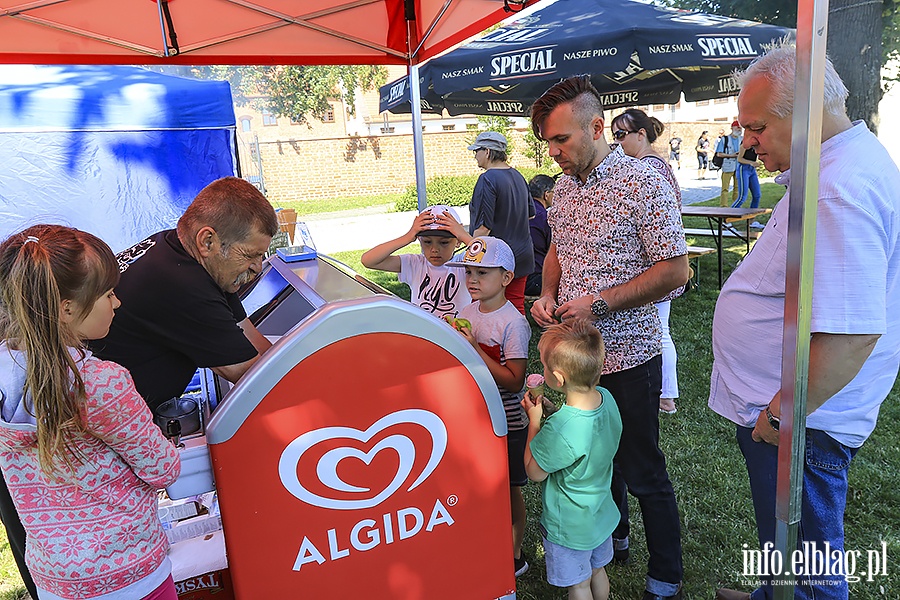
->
<box><xmin>410</xmin><ymin>63</ymin><xmax>428</xmax><ymax>211</ymax></box>
<box><xmin>773</xmin><ymin>0</ymin><xmax>828</xmax><ymax>596</ymax></box>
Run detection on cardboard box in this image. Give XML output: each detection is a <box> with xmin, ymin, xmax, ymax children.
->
<box><xmin>158</xmin><ymin>499</ymin><xmax>200</xmax><ymax>524</ymax></box>
<box><xmin>163</xmin><ymin>513</ymin><xmax>223</xmax><ymax>544</ymax></box>
<box><xmin>176</xmin><ymin>569</ymin><xmax>234</xmax><ymax>600</ymax></box>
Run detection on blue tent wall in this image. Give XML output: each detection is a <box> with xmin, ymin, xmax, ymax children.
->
<box><xmin>0</xmin><ymin>65</ymin><xmax>237</xmax><ymax>252</ymax></box>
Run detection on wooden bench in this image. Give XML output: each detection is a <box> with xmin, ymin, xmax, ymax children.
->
<box><xmin>686</xmin><ymin>245</ymin><xmax>717</xmax><ymax>288</ymax></box>
<box><xmin>683</xmin><ymin>227</ymin><xmax>761</xmax><ymax>241</ymax></box>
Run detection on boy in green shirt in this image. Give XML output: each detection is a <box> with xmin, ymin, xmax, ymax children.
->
<box><xmin>522</xmin><ymin>320</ymin><xmax>623</xmax><ymax>600</ymax></box>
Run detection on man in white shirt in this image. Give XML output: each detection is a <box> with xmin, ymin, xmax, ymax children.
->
<box><xmin>711</xmin><ymin>41</ymin><xmax>900</xmax><ymax>600</ymax></box>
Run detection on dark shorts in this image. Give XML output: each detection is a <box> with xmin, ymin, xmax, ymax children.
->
<box><xmin>669</xmin><ymin>150</ymin><xmax>680</xmax><ymax>160</ymax></box>
<box><xmin>507</xmin><ymin>426</ymin><xmax>528</xmax><ymax>487</ymax></box>
<box><xmin>697</xmin><ymin>153</ymin><xmax>709</xmax><ymax>168</ymax></box>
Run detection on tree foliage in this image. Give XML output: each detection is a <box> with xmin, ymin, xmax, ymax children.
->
<box><xmin>145</xmin><ymin>65</ymin><xmax>386</xmax><ymax>125</ymax></box>
<box><xmin>665</xmin><ymin>0</ymin><xmax>891</xmax><ymax>130</ymax></box>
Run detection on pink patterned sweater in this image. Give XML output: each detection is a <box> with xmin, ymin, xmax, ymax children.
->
<box><xmin>0</xmin><ymin>349</ymin><xmax>181</xmax><ymax>599</ymax></box>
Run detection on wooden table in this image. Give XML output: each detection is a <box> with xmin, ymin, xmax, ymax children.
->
<box><xmin>681</xmin><ymin>206</ymin><xmax>771</xmax><ymax>288</ymax></box>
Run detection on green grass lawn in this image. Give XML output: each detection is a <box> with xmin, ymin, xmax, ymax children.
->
<box><xmin>2</xmin><ymin>188</ymin><xmax>897</xmax><ymax>599</ymax></box>
<box><xmin>271</xmin><ymin>192</ymin><xmax>401</xmax><ymax>216</ymax></box>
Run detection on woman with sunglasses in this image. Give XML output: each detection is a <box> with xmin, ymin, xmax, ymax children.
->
<box><xmin>609</xmin><ymin>109</ymin><xmax>683</xmax><ymax>416</ymax></box>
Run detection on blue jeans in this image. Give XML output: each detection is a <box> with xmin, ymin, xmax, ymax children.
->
<box><xmin>737</xmin><ymin>426</ymin><xmax>858</xmax><ymax>600</ymax></box>
<box><xmin>605</xmin><ymin>355</ymin><xmax>683</xmax><ymax>596</ymax></box>
<box><xmin>732</xmin><ymin>164</ymin><xmax>761</xmax><ymax>208</ymax></box>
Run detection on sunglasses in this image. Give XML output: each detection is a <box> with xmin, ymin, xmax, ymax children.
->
<box><xmin>612</xmin><ymin>129</ymin><xmax>634</xmax><ymax>141</ymax></box>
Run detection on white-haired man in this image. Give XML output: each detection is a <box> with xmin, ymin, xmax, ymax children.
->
<box><xmin>711</xmin><ymin>43</ymin><xmax>900</xmax><ymax>600</ymax></box>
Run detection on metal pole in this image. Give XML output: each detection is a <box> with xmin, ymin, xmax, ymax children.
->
<box><xmin>254</xmin><ymin>133</ymin><xmax>267</xmax><ymax>196</ymax></box>
<box><xmin>155</xmin><ymin>0</ymin><xmax>170</xmax><ymax>57</ymax></box>
<box><xmin>772</xmin><ymin>0</ymin><xmax>828</xmax><ymax>597</ymax></box>
<box><xmin>409</xmin><ymin>64</ymin><xmax>428</xmax><ymax>211</ymax></box>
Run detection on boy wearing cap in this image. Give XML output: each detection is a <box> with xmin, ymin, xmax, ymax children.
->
<box><xmin>714</xmin><ymin>121</ymin><xmax>744</xmax><ymax>206</ymax></box>
<box><xmin>361</xmin><ymin>205</ymin><xmax>472</xmax><ymax>319</ymax></box>
<box><xmin>448</xmin><ymin>236</ymin><xmax>532</xmax><ymax>577</ymax></box>
<box><xmin>467</xmin><ymin>131</ymin><xmax>534</xmax><ymax>315</ymax></box>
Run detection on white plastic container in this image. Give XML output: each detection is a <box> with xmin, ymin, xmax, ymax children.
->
<box><xmin>166</xmin><ymin>436</ymin><xmax>215</xmax><ymax>499</ymax></box>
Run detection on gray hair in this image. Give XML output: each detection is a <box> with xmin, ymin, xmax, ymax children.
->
<box><xmin>733</xmin><ymin>38</ymin><xmax>848</xmax><ymax>119</ymax></box>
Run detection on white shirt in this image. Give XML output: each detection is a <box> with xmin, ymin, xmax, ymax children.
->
<box><xmin>709</xmin><ymin>121</ymin><xmax>900</xmax><ymax>448</ymax></box>
<box><xmin>399</xmin><ymin>253</ymin><xmax>471</xmax><ymax>318</ymax></box>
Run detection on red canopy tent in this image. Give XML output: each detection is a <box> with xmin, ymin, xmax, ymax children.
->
<box><xmin>0</xmin><ymin>0</ymin><xmax>521</xmax><ymax>65</ymax></box>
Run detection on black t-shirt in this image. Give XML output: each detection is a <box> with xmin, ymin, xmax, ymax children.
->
<box><xmin>469</xmin><ymin>168</ymin><xmax>535</xmax><ymax>278</ymax></box>
<box><xmin>88</xmin><ymin>230</ymin><xmax>258</xmax><ymax>410</ymax></box>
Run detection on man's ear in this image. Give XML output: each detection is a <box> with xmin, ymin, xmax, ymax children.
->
<box><xmin>591</xmin><ymin>115</ymin><xmax>605</xmax><ymax>141</ymax></box>
<box><xmin>194</xmin><ymin>226</ymin><xmax>218</xmax><ymax>258</ymax></box>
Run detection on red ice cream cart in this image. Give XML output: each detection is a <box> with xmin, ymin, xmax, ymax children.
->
<box><xmin>166</xmin><ymin>254</ymin><xmax>517</xmax><ymax>600</ymax></box>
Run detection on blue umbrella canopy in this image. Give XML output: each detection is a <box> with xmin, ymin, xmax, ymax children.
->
<box><xmin>380</xmin><ymin>0</ymin><xmax>792</xmax><ymax>115</ymax></box>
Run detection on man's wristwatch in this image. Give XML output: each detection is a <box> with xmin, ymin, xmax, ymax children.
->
<box><xmin>765</xmin><ymin>406</ymin><xmax>780</xmax><ymax>431</ymax></box>
<box><xmin>591</xmin><ymin>295</ymin><xmax>610</xmax><ymax>319</ymax></box>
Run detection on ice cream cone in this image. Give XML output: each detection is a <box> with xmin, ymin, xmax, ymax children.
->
<box><xmin>526</xmin><ymin>374</ymin><xmax>545</xmax><ymax>398</ymax></box>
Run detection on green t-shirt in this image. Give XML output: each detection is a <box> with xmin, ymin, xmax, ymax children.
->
<box><xmin>529</xmin><ymin>387</ymin><xmax>622</xmax><ymax>550</ymax></box>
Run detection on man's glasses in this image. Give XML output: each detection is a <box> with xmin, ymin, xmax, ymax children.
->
<box><xmin>612</xmin><ymin>129</ymin><xmax>634</xmax><ymax>141</ymax></box>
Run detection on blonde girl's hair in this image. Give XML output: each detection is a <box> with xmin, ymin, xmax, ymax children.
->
<box><xmin>0</xmin><ymin>225</ymin><xmax>119</xmax><ymax>473</ymax></box>
<box><xmin>537</xmin><ymin>319</ymin><xmax>605</xmax><ymax>390</ymax></box>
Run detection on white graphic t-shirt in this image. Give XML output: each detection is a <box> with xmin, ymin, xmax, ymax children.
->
<box><xmin>399</xmin><ymin>253</ymin><xmax>471</xmax><ymax>318</ymax></box>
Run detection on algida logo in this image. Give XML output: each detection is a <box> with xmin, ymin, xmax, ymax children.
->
<box><xmin>278</xmin><ymin>409</ymin><xmax>455</xmax><ymax>571</ymax></box>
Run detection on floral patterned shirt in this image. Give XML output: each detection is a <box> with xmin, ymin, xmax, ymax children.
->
<box><xmin>548</xmin><ymin>146</ymin><xmax>688</xmax><ymax>373</ymax></box>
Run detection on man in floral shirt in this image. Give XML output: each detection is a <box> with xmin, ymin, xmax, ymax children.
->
<box><xmin>530</xmin><ymin>75</ymin><xmax>690</xmax><ymax>600</ymax></box>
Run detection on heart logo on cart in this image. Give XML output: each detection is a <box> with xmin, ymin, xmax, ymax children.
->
<box><xmin>278</xmin><ymin>409</ymin><xmax>447</xmax><ymax>510</ymax></box>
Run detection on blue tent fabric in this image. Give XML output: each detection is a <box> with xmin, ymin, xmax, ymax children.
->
<box><xmin>0</xmin><ymin>65</ymin><xmax>237</xmax><ymax>252</ymax></box>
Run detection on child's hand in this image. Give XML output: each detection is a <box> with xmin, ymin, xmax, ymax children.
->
<box><xmin>522</xmin><ymin>389</ymin><xmax>544</xmax><ymax>421</ymax></box>
<box><xmin>408</xmin><ymin>211</ymin><xmax>433</xmax><ymax>238</ymax></box>
<box><xmin>457</xmin><ymin>324</ymin><xmax>477</xmax><ymax>348</ymax></box>
<box><xmin>433</xmin><ymin>211</ymin><xmax>469</xmax><ymax>242</ymax></box>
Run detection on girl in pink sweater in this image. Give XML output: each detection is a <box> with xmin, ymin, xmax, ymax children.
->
<box><xmin>0</xmin><ymin>225</ymin><xmax>181</xmax><ymax>600</ymax></box>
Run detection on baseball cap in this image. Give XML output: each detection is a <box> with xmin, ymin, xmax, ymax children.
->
<box><xmin>467</xmin><ymin>131</ymin><xmax>508</xmax><ymax>152</ymax></box>
<box><xmin>416</xmin><ymin>205</ymin><xmax>462</xmax><ymax>239</ymax></box>
<box><xmin>446</xmin><ymin>236</ymin><xmax>515</xmax><ymax>272</ymax></box>
<box><xmin>731</xmin><ymin>120</ymin><xmax>741</xmax><ymax>128</ymax></box>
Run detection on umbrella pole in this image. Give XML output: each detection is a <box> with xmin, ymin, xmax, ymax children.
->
<box><xmin>409</xmin><ymin>64</ymin><xmax>428</xmax><ymax>211</ymax></box>
<box><xmin>773</xmin><ymin>0</ymin><xmax>828</xmax><ymax>598</ymax></box>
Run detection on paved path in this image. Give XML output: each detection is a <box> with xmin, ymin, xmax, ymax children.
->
<box><xmin>304</xmin><ymin>167</ymin><xmax>723</xmax><ymax>254</ymax></box>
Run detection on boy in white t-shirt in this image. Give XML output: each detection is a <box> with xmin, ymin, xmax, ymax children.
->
<box><xmin>361</xmin><ymin>205</ymin><xmax>472</xmax><ymax>318</ymax></box>
<box><xmin>447</xmin><ymin>236</ymin><xmax>532</xmax><ymax>577</ymax></box>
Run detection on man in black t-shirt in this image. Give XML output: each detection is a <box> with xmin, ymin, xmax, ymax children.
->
<box><xmin>89</xmin><ymin>176</ymin><xmax>280</xmax><ymax>410</ymax></box>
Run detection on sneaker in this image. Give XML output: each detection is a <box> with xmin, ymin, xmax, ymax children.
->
<box><xmin>750</xmin><ymin>221</ymin><xmax>765</xmax><ymax>229</ymax></box>
<box><xmin>514</xmin><ymin>554</ymin><xmax>529</xmax><ymax>577</ymax></box>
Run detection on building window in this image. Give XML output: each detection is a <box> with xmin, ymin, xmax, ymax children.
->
<box><xmin>466</xmin><ymin>123</ymin><xmax>479</xmax><ymax>130</ymax></box>
<box><xmin>289</xmin><ymin>116</ymin><xmax>302</xmax><ymax>126</ymax></box>
<box><xmin>696</xmin><ymin>100</ymin><xmax>709</xmax><ymax>106</ymax></box>
<box><xmin>380</xmin><ymin>126</ymin><xmax>395</xmax><ymax>134</ymax></box>
<box><xmin>653</xmin><ymin>104</ymin><xmax>665</xmax><ymax>111</ymax></box>
<box><xmin>442</xmin><ymin>124</ymin><xmax>456</xmax><ymax>131</ymax></box>
<box><xmin>249</xmin><ymin>144</ymin><xmax>258</xmax><ymax>160</ymax></box>
<box><xmin>239</xmin><ymin>117</ymin><xmax>252</xmax><ymax>132</ymax></box>
<box><xmin>262</xmin><ymin>112</ymin><xmax>277</xmax><ymax>126</ymax></box>
<box><xmin>714</xmin><ymin>97</ymin><xmax>729</xmax><ymax>105</ymax></box>
<box><xmin>322</xmin><ymin>106</ymin><xmax>335</xmax><ymax>123</ymax></box>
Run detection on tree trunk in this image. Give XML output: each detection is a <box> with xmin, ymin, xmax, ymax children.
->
<box><xmin>827</xmin><ymin>0</ymin><xmax>883</xmax><ymax>132</ymax></box>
